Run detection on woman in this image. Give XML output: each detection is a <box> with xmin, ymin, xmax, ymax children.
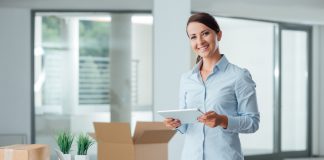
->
<box><xmin>164</xmin><ymin>12</ymin><xmax>260</xmax><ymax>160</ymax></box>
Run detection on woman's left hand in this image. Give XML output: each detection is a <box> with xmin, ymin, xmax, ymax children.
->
<box><xmin>198</xmin><ymin>111</ymin><xmax>228</xmax><ymax>128</ymax></box>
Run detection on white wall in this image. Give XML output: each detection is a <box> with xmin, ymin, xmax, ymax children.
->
<box><xmin>153</xmin><ymin>0</ymin><xmax>191</xmax><ymax>160</ymax></box>
<box><xmin>0</xmin><ymin>8</ymin><xmax>31</xmax><ymax>143</ymax></box>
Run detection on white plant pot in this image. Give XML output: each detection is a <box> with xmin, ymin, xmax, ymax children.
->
<box><xmin>63</xmin><ymin>154</ymin><xmax>71</xmax><ymax>160</ymax></box>
<box><xmin>75</xmin><ymin>155</ymin><xmax>89</xmax><ymax>160</ymax></box>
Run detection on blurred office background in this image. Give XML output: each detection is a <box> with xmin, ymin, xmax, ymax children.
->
<box><xmin>0</xmin><ymin>0</ymin><xmax>324</xmax><ymax>160</ymax></box>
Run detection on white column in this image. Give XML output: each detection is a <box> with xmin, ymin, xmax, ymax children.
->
<box><xmin>153</xmin><ymin>1</ymin><xmax>191</xmax><ymax>160</ymax></box>
<box><xmin>62</xmin><ymin>18</ymin><xmax>79</xmax><ymax>115</ymax></box>
<box><xmin>110</xmin><ymin>14</ymin><xmax>132</xmax><ymax>123</ymax></box>
<box><xmin>153</xmin><ymin>0</ymin><xmax>191</xmax><ymax>119</ymax></box>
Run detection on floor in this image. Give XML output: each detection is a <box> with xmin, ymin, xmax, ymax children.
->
<box><xmin>285</xmin><ymin>158</ymin><xmax>324</xmax><ymax>160</ymax></box>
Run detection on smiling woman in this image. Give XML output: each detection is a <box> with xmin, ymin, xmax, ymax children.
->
<box><xmin>163</xmin><ymin>12</ymin><xmax>260</xmax><ymax>160</ymax></box>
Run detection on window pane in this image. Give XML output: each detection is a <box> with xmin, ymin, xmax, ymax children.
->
<box><xmin>216</xmin><ymin>17</ymin><xmax>275</xmax><ymax>155</ymax></box>
<box><xmin>281</xmin><ymin>30</ymin><xmax>308</xmax><ymax>151</ymax></box>
<box><xmin>79</xmin><ymin>19</ymin><xmax>110</xmax><ymax>105</ymax></box>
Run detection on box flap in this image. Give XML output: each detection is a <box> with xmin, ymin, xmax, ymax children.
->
<box><xmin>135</xmin><ymin>130</ymin><xmax>176</xmax><ymax>144</ymax></box>
<box><xmin>93</xmin><ymin>122</ymin><xmax>133</xmax><ymax>144</ymax></box>
<box><xmin>88</xmin><ymin>133</ymin><xmax>96</xmax><ymax>140</ymax></box>
<box><xmin>133</xmin><ymin>122</ymin><xmax>175</xmax><ymax>144</ymax></box>
<box><xmin>0</xmin><ymin>144</ymin><xmax>47</xmax><ymax>150</ymax></box>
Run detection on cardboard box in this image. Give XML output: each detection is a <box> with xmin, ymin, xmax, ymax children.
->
<box><xmin>0</xmin><ymin>144</ymin><xmax>49</xmax><ymax>160</ymax></box>
<box><xmin>92</xmin><ymin>121</ymin><xmax>176</xmax><ymax>160</ymax></box>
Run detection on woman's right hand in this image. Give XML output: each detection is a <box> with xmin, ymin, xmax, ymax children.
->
<box><xmin>163</xmin><ymin>118</ymin><xmax>181</xmax><ymax>129</ymax></box>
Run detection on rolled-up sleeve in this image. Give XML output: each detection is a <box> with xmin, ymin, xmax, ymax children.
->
<box><xmin>225</xmin><ymin>69</ymin><xmax>260</xmax><ymax>133</ymax></box>
<box><xmin>176</xmin><ymin>74</ymin><xmax>188</xmax><ymax>134</ymax></box>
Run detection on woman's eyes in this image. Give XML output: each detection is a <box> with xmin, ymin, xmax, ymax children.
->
<box><xmin>190</xmin><ymin>31</ymin><xmax>209</xmax><ymax>40</ymax></box>
<box><xmin>202</xmin><ymin>31</ymin><xmax>210</xmax><ymax>36</ymax></box>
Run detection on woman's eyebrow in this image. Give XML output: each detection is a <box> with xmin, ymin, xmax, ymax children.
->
<box><xmin>189</xmin><ymin>33</ymin><xmax>196</xmax><ymax>37</ymax></box>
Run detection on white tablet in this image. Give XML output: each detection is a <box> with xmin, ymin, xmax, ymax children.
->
<box><xmin>158</xmin><ymin>108</ymin><xmax>204</xmax><ymax>124</ymax></box>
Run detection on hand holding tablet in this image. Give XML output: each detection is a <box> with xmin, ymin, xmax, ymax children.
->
<box><xmin>158</xmin><ymin>108</ymin><xmax>204</xmax><ymax>124</ymax></box>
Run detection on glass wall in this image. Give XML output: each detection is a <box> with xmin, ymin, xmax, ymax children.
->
<box><xmin>216</xmin><ymin>17</ymin><xmax>275</xmax><ymax>155</ymax></box>
<box><xmin>33</xmin><ymin>12</ymin><xmax>153</xmax><ymax>159</ymax></box>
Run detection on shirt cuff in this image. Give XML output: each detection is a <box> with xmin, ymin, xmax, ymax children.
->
<box><xmin>225</xmin><ymin>116</ymin><xmax>239</xmax><ymax>132</ymax></box>
<box><xmin>175</xmin><ymin>124</ymin><xmax>187</xmax><ymax>134</ymax></box>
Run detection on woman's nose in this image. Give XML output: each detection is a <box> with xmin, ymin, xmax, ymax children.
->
<box><xmin>197</xmin><ymin>36</ymin><xmax>205</xmax><ymax>45</ymax></box>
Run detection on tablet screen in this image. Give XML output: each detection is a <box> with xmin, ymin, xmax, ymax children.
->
<box><xmin>157</xmin><ymin>108</ymin><xmax>204</xmax><ymax>124</ymax></box>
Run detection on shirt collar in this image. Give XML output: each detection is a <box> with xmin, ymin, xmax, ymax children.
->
<box><xmin>191</xmin><ymin>54</ymin><xmax>229</xmax><ymax>74</ymax></box>
<box><xmin>216</xmin><ymin>55</ymin><xmax>229</xmax><ymax>72</ymax></box>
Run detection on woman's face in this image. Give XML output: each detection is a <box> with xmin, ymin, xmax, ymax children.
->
<box><xmin>187</xmin><ymin>22</ymin><xmax>221</xmax><ymax>59</ymax></box>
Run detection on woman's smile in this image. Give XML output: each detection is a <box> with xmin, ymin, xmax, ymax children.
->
<box><xmin>198</xmin><ymin>44</ymin><xmax>209</xmax><ymax>53</ymax></box>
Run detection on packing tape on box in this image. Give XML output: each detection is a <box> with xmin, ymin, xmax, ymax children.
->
<box><xmin>4</xmin><ymin>149</ymin><xmax>13</xmax><ymax>160</ymax></box>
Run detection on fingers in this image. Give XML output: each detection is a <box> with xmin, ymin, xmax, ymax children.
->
<box><xmin>198</xmin><ymin>111</ymin><xmax>217</xmax><ymax>121</ymax></box>
<box><xmin>205</xmin><ymin>112</ymin><xmax>217</xmax><ymax>119</ymax></box>
<box><xmin>164</xmin><ymin>118</ymin><xmax>181</xmax><ymax>129</ymax></box>
<box><xmin>164</xmin><ymin>118</ymin><xmax>174</xmax><ymax>123</ymax></box>
<box><xmin>198</xmin><ymin>111</ymin><xmax>219</xmax><ymax>128</ymax></box>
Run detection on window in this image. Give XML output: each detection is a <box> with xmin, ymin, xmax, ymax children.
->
<box><xmin>33</xmin><ymin>12</ymin><xmax>153</xmax><ymax>159</ymax></box>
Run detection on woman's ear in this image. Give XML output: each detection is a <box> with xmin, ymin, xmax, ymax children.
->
<box><xmin>217</xmin><ymin>31</ymin><xmax>222</xmax><ymax>41</ymax></box>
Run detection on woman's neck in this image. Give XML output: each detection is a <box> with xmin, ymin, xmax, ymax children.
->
<box><xmin>201</xmin><ymin>52</ymin><xmax>222</xmax><ymax>72</ymax></box>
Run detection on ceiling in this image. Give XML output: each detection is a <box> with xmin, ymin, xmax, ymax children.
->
<box><xmin>0</xmin><ymin>0</ymin><xmax>324</xmax><ymax>24</ymax></box>
<box><xmin>191</xmin><ymin>0</ymin><xmax>324</xmax><ymax>24</ymax></box>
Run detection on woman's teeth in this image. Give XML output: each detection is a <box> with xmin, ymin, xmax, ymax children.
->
<box><xmin>199</xmin><ymin>46</ymin><xmax>208</xmax><ymax>52</ymax></box>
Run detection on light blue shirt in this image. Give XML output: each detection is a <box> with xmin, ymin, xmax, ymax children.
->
<box><xmin>177</xmin><ymin>55</ymin><xmax>260</xmax><ymax>160</ymax></box>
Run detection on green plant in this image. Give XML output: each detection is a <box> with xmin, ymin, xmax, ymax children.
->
<box><xmin>56</xmin><ymin>131</ymin><xmax>74</xmax><ymax>154</ymax></box>
<box><xmin>77</xmin><ymin>133</ymin><xmax>95</xmax><ymax>155</ymax></box>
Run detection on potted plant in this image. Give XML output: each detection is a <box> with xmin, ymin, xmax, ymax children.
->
<box><xmin>75</xmin><ymin>133</ymin><xmax>95</xmax><ymax>160</ymax></box>
<box><xmin>55</xmin><ymin>131</ymin><xmax>74</xmax><ymax>160</ymax></box>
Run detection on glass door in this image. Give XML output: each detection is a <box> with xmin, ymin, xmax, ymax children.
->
<box><xmin>279</xmin><ymin>25</ymin><xmax>312</xmax><ymax>157</ymax></box>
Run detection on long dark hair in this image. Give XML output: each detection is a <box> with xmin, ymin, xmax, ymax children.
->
<box><xmin>186</xmin><ymin>12</ymin><xmax>221</xmax><ymax>63</ymax></box>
